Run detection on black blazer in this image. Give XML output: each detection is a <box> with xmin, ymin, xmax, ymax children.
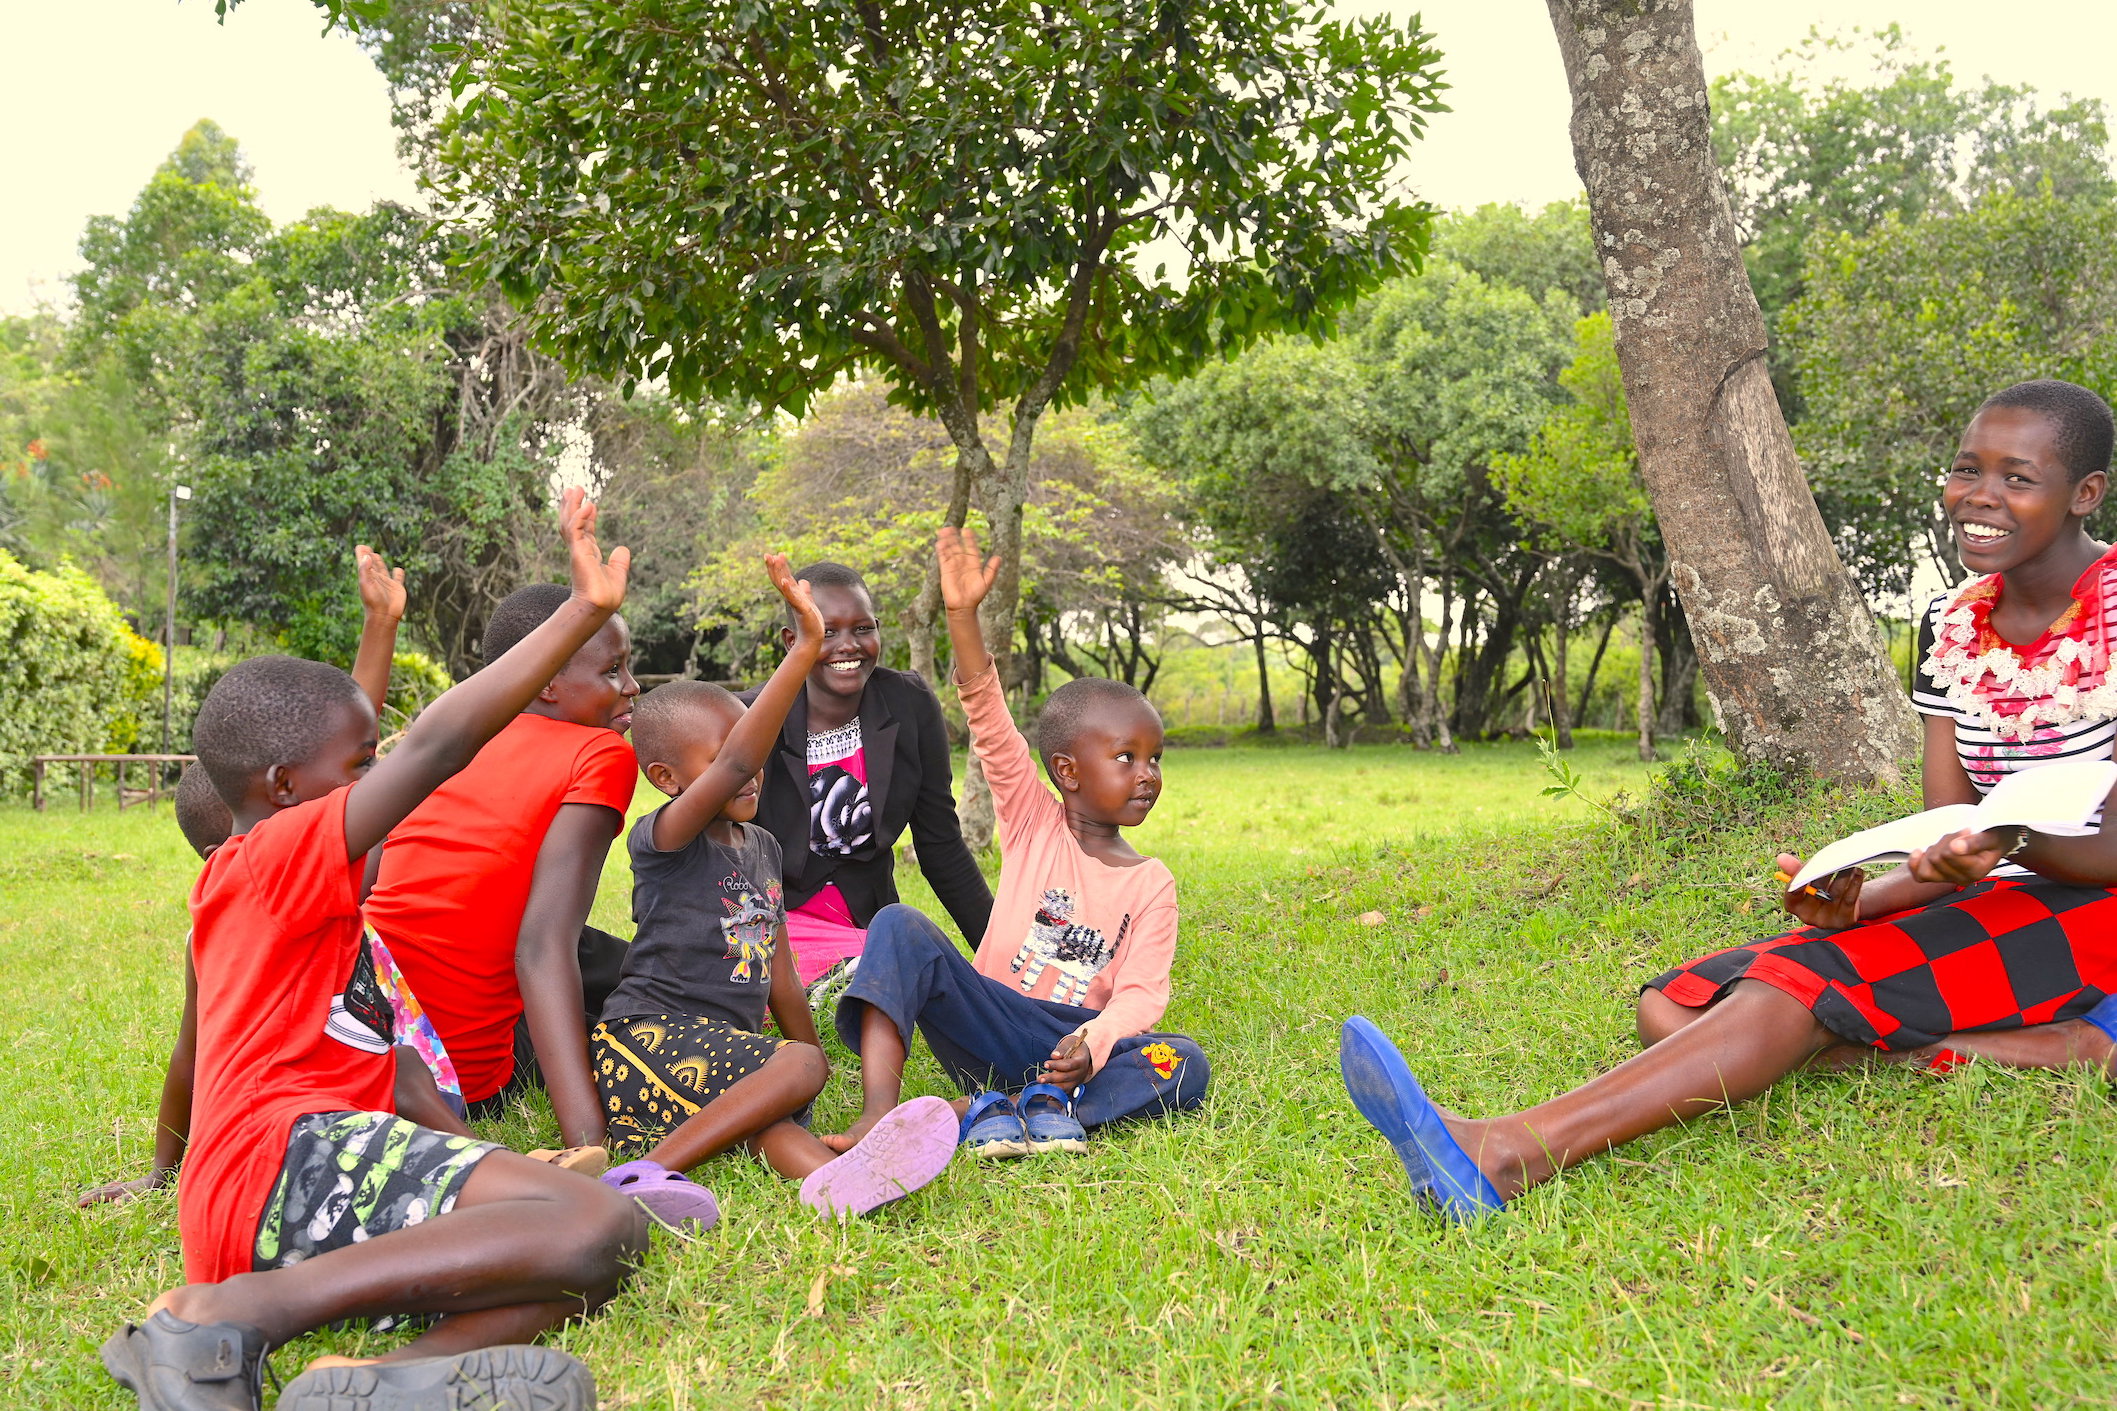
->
<box><xmin>743</xmin><ymin>666</ymin><xmax>992</xmax><ymax>948</ymax></box>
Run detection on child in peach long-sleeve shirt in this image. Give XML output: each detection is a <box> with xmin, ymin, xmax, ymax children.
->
<box><xmin>823</xmin><ymin>528</ymin><xmax>1209</xmax><ymax>1159</ymax></box>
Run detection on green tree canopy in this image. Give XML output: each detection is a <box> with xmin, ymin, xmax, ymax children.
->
<box><xmin>1786</xmin><ymin>188</ymin><xmax>2117</xmax><ymax>598</ymax></box>
<box><xmin>392</xmin><ymin>0</ymin><xmax>1445</xmax><ymax>694</ymax></box>
<box><xmin>1711</xmin><ymin>25</ymin><xmax>2114</xmax><ymax>320</ymax></box>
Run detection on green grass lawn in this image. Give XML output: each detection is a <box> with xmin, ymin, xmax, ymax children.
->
<box><xmin>7</xmin><ymin>739</ymin><xmax>2117</xmax><ymax>1408</ymax></box>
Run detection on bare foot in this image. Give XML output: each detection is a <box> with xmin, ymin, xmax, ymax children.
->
<box><xmin>820</xmin><ymin>1111</ymin><xmax>886</xmax><ymax>1154</ymax></box>
<box><xmin>304</xmin><ymin>1354</ymin><xmax>383</xmax><ymax>1372</ymax></box>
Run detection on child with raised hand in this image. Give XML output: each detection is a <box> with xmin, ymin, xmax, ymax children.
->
<box><xmin>826</xmin><ymin>526</ymin><xmax>1210</xmax><ymax>1161</ymax></box>
<box><xmin>100</xmin><ymin>491</ymin><xmax>644</xmax><ymax>1411</ymax></box>
<box><xmin>592</xmin><ymin>554</ymin><xmax>958</xmax><ymax>1220</ymax></box>
<box><xmin>1342</xmin><ymin>379</ymin><xmax>2117</xmax><ymax>1222</ymax></box>
<box><xmin>78</xmin><ymin>549</ymin><xmax>465</xmax><ymax>1211</ymax></box>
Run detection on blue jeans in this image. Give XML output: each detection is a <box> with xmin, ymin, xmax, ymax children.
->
<box><xmin>835</xmin><ymin>904</ymin><xmax>1209</xmax><ymax>1128</ymax></box>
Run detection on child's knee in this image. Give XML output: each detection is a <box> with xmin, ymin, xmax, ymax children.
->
<box><xmin>569</xmin><ymin>1178</ymin><xmax>651</xmax><ymax>1294</ymax></box>
<box><xmin>1636</xmin><ymin>989</ymin><xmax>1689</xmax><ymax>1047</ymax></box>
<box><xmin>866</xmin><ymin>904</ymin><xmax>946</xmax><ymax>958</ymax></box>
<box><xmin>1166</xmin><ymin>1038</ymin><xmax>1210</xmax><ymax>1107</ymax></box>
<box><xmin>772</xmin><ymin>1041</ymin><xmax>830</xmax><ymax>1101</ymax></box>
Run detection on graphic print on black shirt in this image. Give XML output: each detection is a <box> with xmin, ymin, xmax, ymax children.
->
<box><xmin>808</xmin><ymin>764</ymin><xmax>873</xmax><ymax>856</ymax></box>
<box><xmin>608</xmin><ymin>814</ymin><xmax>789</xmax><ymax>1033</ymax></box>
<box><xmin>323</xmin><ymin>935</ymin><xmax>395</xmax><ymax>1055</ymax></box>
<box><xmin>1007</xmin><ymin>887</ymin><xmax>1123</xmax><ymax>1005</ymax></box>
<box><xmin>718</xmin><ymin>864</ymin><xmax>783</xmax><ymax>985</ymax></box>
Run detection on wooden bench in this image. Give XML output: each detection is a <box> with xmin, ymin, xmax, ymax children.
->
<box><xmin>32</xmin><ymin>754</ymin><xmax>198</xmax><ymax>813</ymax></box>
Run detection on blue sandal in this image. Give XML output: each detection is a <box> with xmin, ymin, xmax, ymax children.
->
<box><xmin>958</xmin><ymin>1090</ymin><xmax>1029</xmax><ymax>1159</ymax></box>
<box><xmin>2083</xmin><ymin>991</ymin><xmax>2117</xmax><ymax>1046</ymax></box>
<box><xmin>1018</xmin><ymin>1082</ymin><xmax>1088</xmax><ymax>1154</ymax></box>
<box><xmin>1339</xmin><ymin>1016</ymin><xmax>1505</xmax><ymax>1222</ymax></box>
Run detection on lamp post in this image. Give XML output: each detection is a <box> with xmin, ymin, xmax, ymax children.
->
<box><xmin>161</xmin><ymin>480</ymin><xmax>191</xmax><ymax>755</ymax></box>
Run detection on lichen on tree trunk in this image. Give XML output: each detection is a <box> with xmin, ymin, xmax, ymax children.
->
<box><xmin>1544</xmin><ymin>0</ymin><xmax>1917</xmax><ymax>783</ymax></box>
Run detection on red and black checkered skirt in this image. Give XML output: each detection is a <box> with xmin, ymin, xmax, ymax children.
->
<box><xmin>1646</xmin><ymin>878</ymin><xmax>2117</xmax><ymax>1050</ymax></box>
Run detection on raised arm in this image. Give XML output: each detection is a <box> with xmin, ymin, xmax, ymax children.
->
<box><xmin>350</xmin><ymin>544</ymin><xmax>407</xmax><ymax>716</ymax></box>
<box><xmin>936</xmin><ymin>526</ymin><xmax>1001</xmax><ymax>684</ymax></box>
<box><xmin>651</xmin><ymin>555</ymin><xmax>824</xmax><ymax>852</ymax></box>
<box><xmin>343</xmin><ymin>489</ymin><xmax>628</xmax><ymax>860</ymax></box>
<box><xmin>905</xmin><ymin>681</ymin><xmax>994</xmax><ymax>946</ymax></box>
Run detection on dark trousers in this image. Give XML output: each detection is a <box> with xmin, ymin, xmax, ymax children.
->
<box><xmin>834</xmin><ymin>904</ymin><xmax>1209</xmax><ymax>1128</ymax></box>
<box><xmin>471</xmin><ymin>924</ymin><xmax>631</xmax><ymax>1122</ymax></box>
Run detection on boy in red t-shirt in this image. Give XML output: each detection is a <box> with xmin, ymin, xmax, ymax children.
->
<box><xmin>101</xmin><ymin>493</ymin><xmax>646</xmax><ymax>1411</ymax></box>
<box><xmin>365</xmin><ymin>581</ymin><xmax>641</xmax><ymax>1151</ymax></box>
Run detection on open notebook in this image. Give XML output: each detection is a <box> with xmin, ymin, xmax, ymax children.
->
<box><xmin>1787</xmin><ymin>758</ymin><xmax>2117</xmax><ymax>892</ymax></box>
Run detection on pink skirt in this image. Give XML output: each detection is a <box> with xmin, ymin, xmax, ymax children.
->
<box><xmin>786</xmin><ymin>885</ymin><xmax>867</xmax><ymax>986</ymax></box>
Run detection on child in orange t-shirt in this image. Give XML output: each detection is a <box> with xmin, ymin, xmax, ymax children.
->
<box><xmin>100</xmin><ymin>494</ymin><xmax>643</xmax><ymax>1411</ymax></box>
<box><xmin>826</xmin><ymin>528</ymin><xmax>1209</xmax><ymax>1160</ymax></box>
<box><xmin>78</xmin><ymin>549</ymin><xmax>467</xmax><ymax>1211</ymax></box>
<box><xmin>364</xmin><ymin>583</ymin><xmax>640</xmax><ymax>1152</ymax></box>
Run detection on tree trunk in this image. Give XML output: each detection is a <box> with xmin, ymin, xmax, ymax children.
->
<box><xmin>1251</xmin><ymin>620</ymin><xmax>1276</xmax><ymax>733</ymax></box>
<box><xmin>1552</xmin><ymin>587</ymin><xmax>1575</xmax><ymax>749</ymax></box>
<box><xmin>1546</xmin><ymin>0</ymin><xmax>1917</xmax><ymax>782</ymax></box>
<box><xmin>1635</xmin><ymin>608</ymin><xmax>1657</xmax><ymax>762</ymax></box>
<box><xmin>1575</xmin><ymin>609</ymin><xmax>1618</xmax><ymax>730</ymax></box>
<box><xmin>1654</xmin><ymin>584</ymin><xmax>1701</xmax><ymax>737</ymax></box>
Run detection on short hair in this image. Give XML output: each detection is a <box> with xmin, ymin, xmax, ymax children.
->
<box><xmin>480</xmin><ymin>583</ymin><xmax>572</xmax><ymax>666</ymax></box>
<box><xmin>631</xmin><ymin>679</ymin><xmax>741</xmax><ymax>771</ymax></box>
<box><xmin>192</xmin><ymin>655</ymin><xmax>368</xmax><ymax>806</ymax></box>
<box><xmin>174</xmin><ymin>762</ymin><xmax>232</xmax><ymax>859</ymax></box>
<box><xmin>1979</xmin><ymin>379</ymin><xmax>2115</xmax><ymax>482</ymax></box>
<box><xmin>787</xmin><ymin>561</ymin><xmax>873</xmax><ymax>626</ymax></box>
<box><xmin>1034</xmin><ymin>677</ymin><xmax>1158</xmax><ymax>770</ymax></box>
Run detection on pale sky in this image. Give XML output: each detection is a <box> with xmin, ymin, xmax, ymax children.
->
<box><xmin>5</xmin><ymin>1</ymin><xmax>2116</xmax><ymax>316</ymax></box>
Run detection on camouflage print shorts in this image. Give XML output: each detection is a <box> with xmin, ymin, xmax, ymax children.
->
<box><xmin>252</xmin><ymin>1111</ymin><xmax>500</xmax><ymax>1271</ymax></box>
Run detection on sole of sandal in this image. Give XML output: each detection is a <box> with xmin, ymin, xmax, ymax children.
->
<box><xmin>1026</xmin><ymin>1135</ymin><xmax>1088</xmax><ymax>1155</ymax></box>
<box><xmin>526</xmin><ymin>1146</ymin><xmax>611</xmax><ymax>1178</ymax></box>
<box><xmin>276</xmin><ymin>1344</ymin><xmax>595</xmax><ymax>1410</ymax></box>
<box><xmin>800</xmin><ymin>1095</ymin><xmax>957</xmax><ymax>1218</ymax></box>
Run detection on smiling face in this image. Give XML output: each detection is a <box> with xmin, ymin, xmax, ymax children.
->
<box><xmin>787</xmin><ymin>583</ymin><xmax>881</xmax><ymax>708</ymax></box>
<box><xmin>1944</xmin><ymin>406</ymin><xmax>2108</xmax><ymax>576</ymax></box>
<box><xmin>640</xmin><ymin>697</ymin><xmax>763</xmax><ymax>822</ymax></box>
<box><xmin>535</xmin><ymin>615</ymin><xmax>639</xmax><ymax>734</ymax></box>
<box><xmin>1050</xmin><ymin>699</ymin><xmax>1166</xmax><ymax>827</ymax></box>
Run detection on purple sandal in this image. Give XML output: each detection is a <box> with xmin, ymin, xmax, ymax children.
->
<box><xmin>601</xmin><ymin>1160</ymin><xmax>721</xmax><ymax>1237</ymax></box>
<box><xmin>799</xmin><ymin>1096</ymin><xmax>958</xmax><ymax>1219</ymax></box>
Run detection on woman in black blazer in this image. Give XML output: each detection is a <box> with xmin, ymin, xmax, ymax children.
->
<box><xmin>744</xmin><ymin>562</ymin><xmax>992</xmax><ymax>983</ymax></box>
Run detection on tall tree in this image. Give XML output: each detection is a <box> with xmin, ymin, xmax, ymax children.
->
<box><xmin>1786</xmin><ymin>189</ymin><xmax>2117</xmax><ymax>600</ymax></box>
<box><xmin>1497</xmin><ymin>312</ymin><xmax>1664</xmax><ymax>760</ymax></box>
<box><xmin>1434</xmin><ymin>199</ymin><xmax>1605</xmax><ymax>317</ymax></box>
<box><xmin>1544</xmin><ymin>0</ymin><xmax>1917</xmax><ymax>783</ymax></box>
<box><xmin>1712</xmin><ymin>26</ymin><xmax>2113</xmax><ymax>324</ymax></box>
<box><xmin>68</xmin><ymin>122</ymin><xmax>600</xmax><ymax>674</ymax></box>
<box><xmin>1132</xmin><ymin>337</ymin><xmax>1394</xmax><ymax>747</ymax></box>
<box><xmin>415</xmin><ymin>0</ymin><xmax>1443</xmax><ymax>688</ymax></box>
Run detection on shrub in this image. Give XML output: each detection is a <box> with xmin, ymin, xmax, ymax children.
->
<box><xmin>383</xmin><ymin>651</ymin><xmax>454</xmax><ymax>731</ymax></box>
<box><xmin>0</xmin><ymin>552</ymin><xmax>163</xmax><ymax>791</ymax></box>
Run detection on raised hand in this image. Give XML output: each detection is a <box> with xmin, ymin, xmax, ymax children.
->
<box><xmin>355</xmin><ymin>544</ymin><xmax>406</xmax><ymax>623</ymax></box>
<box><xmin>766</xmin><ymin>552</ymin><xmax>824</xmax><ymax>646</ymax></box>
<box><xmin>1906</xmin><ymin>827</ymin><xmax>2014</xmax><ymax>889</ymax></box>
<box><xmin>1776</xmin><ymin>852</ymin><xmax>1865</xmax><ymax>931</ymax></box>
<box><xmin>559</xmin><ymin>486</ymin><xmax>631</xmax><ymax>613</ymax></box>
<box><xmin>936</xmin><ymin>525</ymin><xmax>1001</xmax><ymax>613</ymax></box>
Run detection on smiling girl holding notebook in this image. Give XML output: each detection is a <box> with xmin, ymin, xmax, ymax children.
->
<box><xmin>1343</xmin><ymin>378</ymin><xmax>2117</xmax><ymax>1220</ymax></box>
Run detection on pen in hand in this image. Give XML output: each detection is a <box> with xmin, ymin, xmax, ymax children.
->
<box><xmin>1773</xmin><ymin>869</ymin><xmax>1833</xmax><ymax>903</ymax></box>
